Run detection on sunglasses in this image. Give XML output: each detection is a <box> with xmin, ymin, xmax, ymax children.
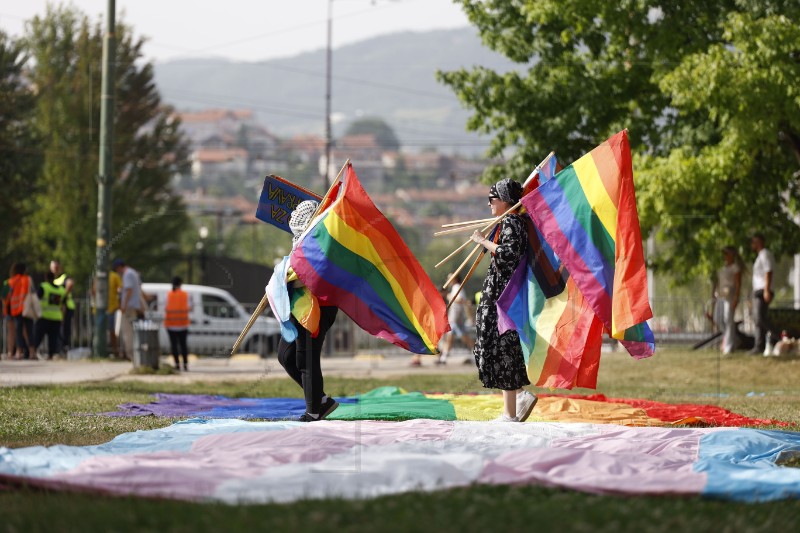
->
<box><xmin>488</xmin><ymin>196</ymin><xmax>500</xmax><ymax>202</ymax></box>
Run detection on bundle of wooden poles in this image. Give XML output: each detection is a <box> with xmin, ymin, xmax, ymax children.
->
<box><xmin>435</xmin><ymin>152</ymin><xmax>554</xmax><ymax>310</ymax></box>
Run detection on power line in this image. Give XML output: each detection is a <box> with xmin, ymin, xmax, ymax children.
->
<box><xmin>147</xmin><ymin>0</ymin><xmax>412</xmax><ymax>59</ymax></box>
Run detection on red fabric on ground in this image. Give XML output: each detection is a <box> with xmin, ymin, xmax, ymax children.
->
<box><xmin>539</xmin><ymin>393</ymin><xmax>791</xmax><ymax>427</ymax></box>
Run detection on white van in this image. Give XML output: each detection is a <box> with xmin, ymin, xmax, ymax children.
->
<box><xmin>142</xmin><ymin>283</ymin><xmax>281</xmax><ymax>358</ymax></box>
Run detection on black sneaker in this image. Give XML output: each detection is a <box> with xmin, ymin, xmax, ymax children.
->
<box><xmin>319</xmin><ymin>397</ymin><xmax>339</xmax><ymax>419</ymax></box>
<box><xmin>299</xmin><ymin>412</ymin><xmax>321</xmax><ymax>422</ymax></box>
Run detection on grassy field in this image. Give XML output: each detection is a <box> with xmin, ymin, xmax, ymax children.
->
<box><xmin>1</xmin><ymin>348</ymin><xmax>799</xmax><ymax>531</ymax></box>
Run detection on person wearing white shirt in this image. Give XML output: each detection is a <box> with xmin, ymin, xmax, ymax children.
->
<box><xmin>749</xmin><ymin>234</ymin><xmax>775</xmax><ymax>354</ymax></box>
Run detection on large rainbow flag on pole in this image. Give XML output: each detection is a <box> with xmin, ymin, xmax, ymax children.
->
<box><xmin>498</xmin><ymin>156</ymin><xmax>605</xmax><ymax>389</ymax></box>
<box><xmin>291</xmin><ymin>163</ymin><xmax>449</xmax><ymax>354</ymax></box>
<box><xmin>523</xmin><ymin>130</ymin><xmax>655</xmax><ymax>359</ymax></box>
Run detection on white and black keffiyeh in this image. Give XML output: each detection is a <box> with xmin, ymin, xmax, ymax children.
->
<box><xmin>290</xmin><ymin>200</ymin><xmax>319</xmax><ymax>249</ymax></box>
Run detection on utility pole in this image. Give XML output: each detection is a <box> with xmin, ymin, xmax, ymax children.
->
<box><xmin>323</xmin><ymin>0</ymin><xmax>333</xmax><ymax>189</ymax></box>
<box><xmin>93</xmin><ymin>0</ymin><xmax>116</xmax><ymax>358</ymax></box>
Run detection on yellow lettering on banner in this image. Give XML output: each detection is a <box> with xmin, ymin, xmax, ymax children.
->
<box><xmin>268</xmin><ymin>182</ymin><xmax>305</xmax><ymax>210</ymax></box>
<box><xmin>271</xmin><ymin>205</ymin><xmax>288</xmax><ymax>224</ymax></box>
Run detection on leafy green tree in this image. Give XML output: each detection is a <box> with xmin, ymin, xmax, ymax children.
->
<box><xmin>0</xmin><ymin>31</ymin><xmax>40</xmax><ymax>268</ymax></box>
<box><xmin>23</xmin><ymin>5</ymin><xmax>190</xmax><ymax>286</ymax></box>
<box><xmin>637</xmin><ymin>10</ymin><xmax>800</xmax><ymax>278</ymax></box>
<box><xmin>439</xmin><ymin>0</ymin><xmax>799</xmax><ymax>280</ymax></box>
<box><xmin>343</xmin><ymin>117</ymin><xmax>400</xmax><ymax>151</ymax></box>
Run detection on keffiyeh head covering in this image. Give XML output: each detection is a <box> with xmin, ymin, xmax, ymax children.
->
<box><xmin>290</xmin><ymin>200</ymin><xmax>319</xmax><ymax>249</ymax></box>
<box><xmin>489</xmin><ymin>178</ymin><xmax>523</xmax><ymax>205</ymax></box>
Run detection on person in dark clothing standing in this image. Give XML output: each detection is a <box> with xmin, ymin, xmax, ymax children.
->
<box><xmin>470</xmin><ymin>179</ymin><xmax>537</xmax><ymax>423</ymax></box>
<box><xmin>274</xmin><ymin>200</ymin><xmax>339</xmax><ymax>422</ymax></box>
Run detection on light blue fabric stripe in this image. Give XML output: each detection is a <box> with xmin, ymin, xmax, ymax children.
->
<box><xmin>0</xmin><ymin>419</ymin><xmax>299</xmax><ymax>478</ymax></box>
<box><xmin>696</xmin><ymin>428</ymin><xmax>800</xmax><ymax>501</ymax></box>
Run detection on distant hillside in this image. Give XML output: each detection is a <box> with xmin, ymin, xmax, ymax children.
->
<box><xmin>153</xmin><ymin>27</ymin><xmax>516</xmax><ymax>155</ymax></box>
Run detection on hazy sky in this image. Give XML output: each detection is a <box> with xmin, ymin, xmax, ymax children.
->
<box><xmin>0</xmin><ymin>0</ymin><xmax>470</xmax><ymax>63</ymax></box>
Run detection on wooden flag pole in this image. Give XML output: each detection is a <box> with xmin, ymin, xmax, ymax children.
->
<box><xmin>309</xmin><ymin>159</ymin><xmax>349</xmax><ymax>220</ymax></box>
<box><xmin>440</xmin><ymin>218</ymin><xmax>495</xmax><ymax>229</ymax></box>
<box><xmin>435</xmin><ymin>152</ymin><xmax>556</xmax><ymax>269</ymax></box>
<box><xmin>522</xmin><ymin>151</ymin><xmax>555</xmax><ymax>189</ymax></box>
<box><xmin>434</xmin><ymin>221</ymin><xmax>491</xmax><ymax>237</ymax></box>
<box><xmin>231</xmin><ymin>293</ymin><xmax>270</xmax><ymax>355</ymax></box>
<box><xmin>231</xmin><ymin>159</ymin><xmax>351</xmax><ymax>356</ymax></box>
<box><xmin>435</xmin><ymin>203</ymin><xmax>517</xmax><ymax>269</ymax></box>
<box><xmin>447</xmin><ymin>248</ymin><xmax>487</xmax><ymax>311</ymax></box>
<box><xmin>443</xmin><ymin>241</ymin><xmax>483</xmax><ymax>289</ymax></box>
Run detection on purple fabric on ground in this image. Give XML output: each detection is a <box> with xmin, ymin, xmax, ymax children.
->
<box><xmin>102</xmin><ymin>393</ymin><xmax>355</xmax><ymax>419</ymax></box>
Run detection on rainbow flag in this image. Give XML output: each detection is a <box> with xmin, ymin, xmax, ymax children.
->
<box><xmin>498</xmin><ymin>156</ymin><xmax>603</xmax><ymax>389</ymax></box>
<box><xmin>291</xmin><ymin>163</ymin><xmax>449</xmax><ymax>354</ymax></box>
<box><xmin>523</xmin><ymin>131</ymin><xmax>654</xmax><ymax>358</ymax></box>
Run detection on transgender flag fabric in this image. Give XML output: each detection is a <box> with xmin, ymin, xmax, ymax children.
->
<box><xmin>2</xmin><ymin>419</ymin><xmax>799</xmax><ymax>504</ymax></box>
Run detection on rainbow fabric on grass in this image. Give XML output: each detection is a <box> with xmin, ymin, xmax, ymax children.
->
<box><xmin>523</xmin><ymin>130</ymin><xmax>654</xmax><ymax>358</ymax></box>
<box><xmin>291</xmin><ymin>163</ymin><xmax>449</xmax><ymax>354</ymax></box>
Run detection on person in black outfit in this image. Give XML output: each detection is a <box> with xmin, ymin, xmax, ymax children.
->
<box><xmin>275</xmin><ymin>200</ymin><xmax>339</xmax><ymax>422</ymax></box>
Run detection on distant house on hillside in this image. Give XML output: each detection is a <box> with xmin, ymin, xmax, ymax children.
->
<box><xmin>179</xmin><ymin>109</ymin><xmax>255</xmax><ymax>144</ymax></box>
<box><xmin>282</xmin><ymin>134</ymin><xmax>326</xmax><ymax>165</ymax></box>
<box><xmin>191</xmin><ymin>148</ymin><xmax>249</xmax><ymax>182</ymax></box>
<box><xmin>320</xmin><ymin>134</ymin><xmax>385</xmax><ymax>189</ymax></box>
<box><xmin>176</xmin><ymin>108</ymin><xmax>283</xmax><ymax>188</ymax></box>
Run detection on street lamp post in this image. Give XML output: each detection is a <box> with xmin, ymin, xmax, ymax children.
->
<box><xmin>198</xmin><ymin>226</ymin><xmax>209</xmax><ymax>285</ymax></box>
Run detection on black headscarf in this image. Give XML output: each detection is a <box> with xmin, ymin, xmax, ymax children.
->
<box><xmin>489</xmin><ymin>178</ymin><xmax>523</xmax><ymax>205</ymax></box>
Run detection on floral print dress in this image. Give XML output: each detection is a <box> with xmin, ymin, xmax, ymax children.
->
<box><xmin>473</xmin><ymin>213</ymin><xmax>530</xmax><ymax>391</ymax></box>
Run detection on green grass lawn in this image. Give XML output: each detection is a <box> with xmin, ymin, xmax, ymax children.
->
<box><xmin>1</xmin><ymin>348</ymin><xmax>799</xmax><ymax>532</ymax></box>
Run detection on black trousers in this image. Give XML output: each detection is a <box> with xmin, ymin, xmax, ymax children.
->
<box><xmin>277</xmin><ymin>306</ymin><xmax>338</xmax><ymax>414</ymax></box>
<box><xmin>752</xmin><ymin>290</ymin><xmax>772</xmax><ymax>351</ymax></box>
<box><xmin>14</xmin><ymin>316</ymin><xmax>34</xmax><ymax>358</ymax></box>
<box><xmin>34</xmin><ymin>318</ymin><xmax>62</xmax><ymax>358</ymax></box>
<box><xmin>168</xmin><ymin>329</ymin><xmax>189</xmax><ymax>367</ymax></box>
<box><xmin>61</xmin><ymin>308</ymin><xmax>74</xmax><ymax>349</ymax></box>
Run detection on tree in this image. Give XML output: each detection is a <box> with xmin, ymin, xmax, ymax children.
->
<box><xmin>343</xmin><ymin>117</ymin><xmax>400</xmax><ymax>151</ymax></box>
<box><xmin>637</xmin><ymin>10</ymin><xmax>800</xmax><ymax>278</ymax></box>
<box><xmin>0</xmin><ymin>31</ymin><xmax>40</xmax><ymax>268</ymax></box>
<box><xmin>439</xmin><ymin>0</ymin><xmax>800</xmax><ymax>280</ymax></box>
<box><xmin>23</xmin><ymin>5</ymin><xmax>191</xmax><ymax>286</ymax></box>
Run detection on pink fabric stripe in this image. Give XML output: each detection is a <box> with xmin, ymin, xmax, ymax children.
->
<box><xmin>480</xmin><ymin>426</ymin><xmax>708</xmax><ymax>495</ymax></box>
<box><xmin>51</xmin><ymin>421</ymin><xmax>454</xmax><ymax>500</ymax></box>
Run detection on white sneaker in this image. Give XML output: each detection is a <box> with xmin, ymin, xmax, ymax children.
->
<box><xmin>492</xmin><ymin>414</ymin><xmax>520</xmax><ymax>423</ymax></box>
<box><xmin>516</xmin><ymin>390</ymin><xmax>538</xmax><ymax>422</ymax></box>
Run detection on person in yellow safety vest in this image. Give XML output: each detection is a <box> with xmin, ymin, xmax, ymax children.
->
<box><xmin>33</xmin><ymin>271</ymin><xmax>67</xmax><ymax>359</ymax></box>
<box><xmin>164</xmin><ymin>276</ymin><xmax>192</xmax><ymax>371</ymax></box>
<box><xmin>51</xmin><ymin>260</ymin><xmax>75</xmax><ymax>355</ymax></box>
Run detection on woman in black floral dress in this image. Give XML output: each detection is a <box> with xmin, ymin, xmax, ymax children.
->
<box><xmin>471</xmin><ymin>179</ymin><xmax>538</xmax><ymax>422</ymax></box>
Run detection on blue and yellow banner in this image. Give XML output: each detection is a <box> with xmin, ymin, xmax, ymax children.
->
<box><xmin>255</xmin><ymin>175</ymin><xmax>321</xmax><ymax>234</ymax></box>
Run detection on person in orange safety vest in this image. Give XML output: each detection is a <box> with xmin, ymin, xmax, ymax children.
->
<box><xmin>164</xmin><ymin>276</ymin><xmax>191</xmax><ymax>371</ymax></box>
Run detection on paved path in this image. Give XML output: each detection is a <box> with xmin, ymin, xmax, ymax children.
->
<box><xmin>0</xmin><ymin>350</ymin><xmax>476</xmax><ymax>387</ymax></box>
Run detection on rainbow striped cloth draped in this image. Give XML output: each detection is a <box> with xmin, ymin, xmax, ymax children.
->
<box><xmin>291</xmin><ymin>163</ymin><xmax>449</xmax><ymax>354</ymax></box>
<box><xmin>523</xmin><ymin>130</ymin><xmax>655</xmax><ymax>358</ymax></box>
<box><xmin>498</xmin><ymin>156</ymin><xmax>605</xmax><ymax>389</ymax></box>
